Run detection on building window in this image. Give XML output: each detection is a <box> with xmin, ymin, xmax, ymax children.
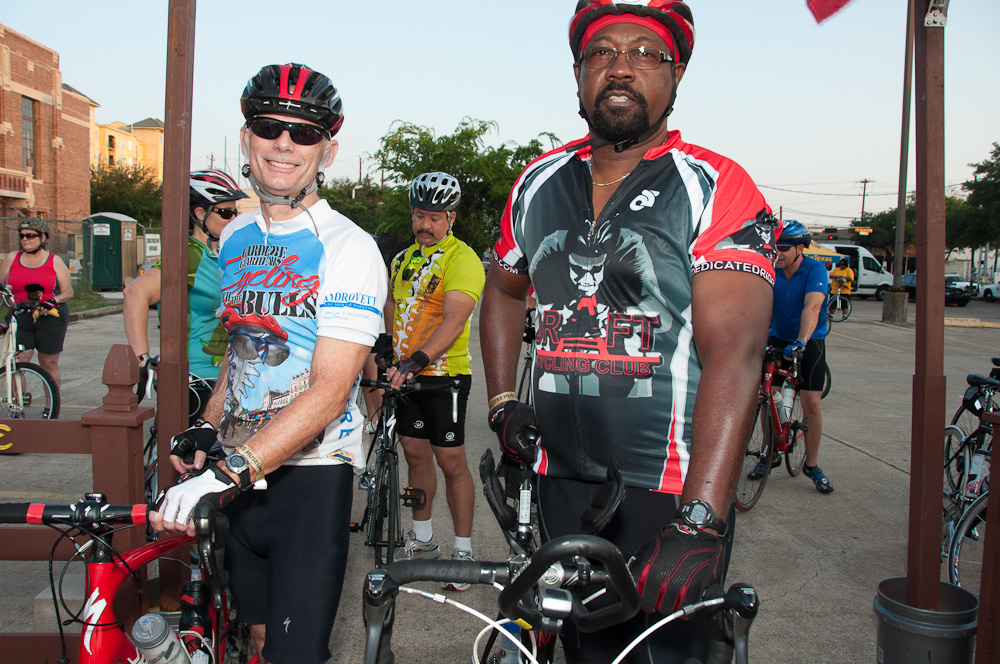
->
<box><xmin>22</xmin><ymin>97</ymin><xmax>36</xmax><ymax>174</ymax></box>
<box><xmin>108</xmin><ymin>135</ymin><xmax>116</xmax><ymax>149</ymax></box>
<box><xmin>108</xmin><ymin>155</ymin><xmax>115</xmax><ymax>166</ymax></box>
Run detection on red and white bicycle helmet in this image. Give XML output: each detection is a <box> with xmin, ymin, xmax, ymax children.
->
<box><xmin>569</xmin><ymin>0</ymin><xmax>695</xmax><ymax>65</ymax></box>
<box><xmin>190</xmin><ymin>170</ymin><xmax>248</xmax><ymax>207</ymax></box>
<box><xmin>241</xmin><ymin>63</ymin><xmax>344</xmax><ymax>136</ymax></box>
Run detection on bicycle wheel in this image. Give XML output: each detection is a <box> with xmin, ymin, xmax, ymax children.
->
<box><xmin>950</xmin><ymin>397</ymin><xmax>996</xmax><ymax>444</ymax></box>
<box><xmin>370</xmin><ymin>450</ymin><xmax>401</xmax><ymax>567</ymax></box>
<box><xmin>735</xmin><ymin>400</ymin><xmax>772</xmax><ymax>512</ymax></box>
<box><xmin>943</xmin><ymin>425</ymin><xmax>968</xmax><ymax>494</ymax></box>
<box><xmin>821</xmin><ymin>363</ymin><xmax>832</xmax><ymax>400</ymax></box>
<box><xmin>947</xmin><ymin>490</ymin><xmax>989</xmax><ymax>596</ymax></box>
<box><xmin>785</xmin><ymin>390</ymin><xmax>807</xmax><ymax>476</ymax></box>
<box><xmin>0</xmin><ymin>361</ymin><xmax>60</xmax><ymax>419</ymax></box>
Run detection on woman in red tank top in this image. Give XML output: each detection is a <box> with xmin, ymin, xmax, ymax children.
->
<box><xmin>0</xmin><ymin>219</ymin><xmax>74</xmax><ymax>392</ymax></box>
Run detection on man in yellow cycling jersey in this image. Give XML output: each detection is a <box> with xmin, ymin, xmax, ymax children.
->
<box><xmin>829</xmin><ymin>258</ymin><xmax>854</xmax><ymax>317</ymax></box>
<box><xmin>380</xmin><ymin>172</ymin><xmax>485</xmax><ymax>589</ymax></box>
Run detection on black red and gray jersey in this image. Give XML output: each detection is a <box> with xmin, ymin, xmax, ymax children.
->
<box><xmin>494</xmin><ymin>131</ymin><xmax>776</xmax><ymax>494</ymax></box>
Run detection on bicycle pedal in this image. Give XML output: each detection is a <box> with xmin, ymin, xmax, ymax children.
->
<box><xmin>349</xmin><ymin>521</ymin><xmax>364</xmax><ymax>532</ymax></box>
<box><xmin>401</xmin><ymin>486</ymin><xmax>426</xmax><ymax>509</ymax></box>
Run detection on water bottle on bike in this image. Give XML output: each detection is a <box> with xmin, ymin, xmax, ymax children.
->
<box><xmin>131</xmin><ymin>611</ymin><xmax>192</xmax><ymax>663</ymax></box>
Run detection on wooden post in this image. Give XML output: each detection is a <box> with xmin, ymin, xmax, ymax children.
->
<box><xmin>157</xmin><ymin>0</ymin><xmax>197</xmax><ymax>611</ymax></box>
<box><xmin>974</xmin><ymin>412</ymin><xmax>1000</xmax><ymax>664</ymax></box>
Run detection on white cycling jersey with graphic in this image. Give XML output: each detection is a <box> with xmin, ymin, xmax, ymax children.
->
<box><xmin>217</xmin><ymin>199</ymin><xmax>386</xmax><ymax>467</ymax></box>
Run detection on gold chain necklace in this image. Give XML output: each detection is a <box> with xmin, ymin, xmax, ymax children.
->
<box><xmin>592</xmin><ymin>170</ymin><xmax>632</xmax><ymax>187</ymax></box>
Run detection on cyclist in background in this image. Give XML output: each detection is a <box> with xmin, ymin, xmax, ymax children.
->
<box><xmin>0</xmin><ymin>218</ymin><xmax>73</xmax><ymax>397</ymax></box>
<box><xmin>381</xmin><ymin>173</ymin><xmax>485</xmax><ymax>590</ymax></box>
<box><xmin>123</xmin><ymin>169</ymin><xmax>247</xmax><ymax>416</ymax></box>
<box><xmin>150</xmin><ymin>63</ymin><xmax>387</xmax><ymax>664</ymax></box>
<box><xmin>828</xmin><ymin>257</ymin><xmax>854</xmax><ymax>317</ymax></box>
<box><xmin>481</xmin><ymin>2</ymin><xmax>775</xmax><ymax>661</ymax></box>
<box><xmin>765</xmin><ymin>220</ymin><xmax>834</xmax><ymax>493</ymax></box>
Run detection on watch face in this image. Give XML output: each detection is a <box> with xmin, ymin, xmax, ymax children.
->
<box><xmin>688</xmin><ymin>503</ymin><xmax>708</xmax><ymax>523</ymax></box>
<box><xmin>227</xmin><ymin>454</ymin><xmax>248</xmax><ymax>471</ymax></box>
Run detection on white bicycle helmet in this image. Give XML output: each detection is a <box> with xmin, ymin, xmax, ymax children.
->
<box><xmin>409</xmin><ymin>172</ymin><xmax>462</xmax><ymax>212</ymax></box>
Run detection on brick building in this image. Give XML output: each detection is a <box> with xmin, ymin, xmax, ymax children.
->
<box><xmin>0</xmin><ymin>24</ymin><xmax>93</xmax><ymax>221</ymax></box>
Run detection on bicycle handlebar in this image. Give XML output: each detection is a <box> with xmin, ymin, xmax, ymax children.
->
<box><xmin>0</xmin><ymin>495</ymin><xmax>148</xmax><ymax>526</ymax></box>
<box><xmin>360</xmin><ymin>375</ymin><xmax>462</xmax><ymax>423</ymax></box>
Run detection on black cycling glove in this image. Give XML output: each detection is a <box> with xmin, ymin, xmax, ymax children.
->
<box><xmin>169</xmin><ymin>419</ymin><xmax>218</xmax><ymax>466</ymax></box>
<box><xmin>488</xmin><ymin>401</ymin><xmax>537</xmax><ymax>465</ymax></box>
<box><xmin>394</xmin><ymin>351</ymin><xmax>429</xmax><ymax>379</ymax></box>
<box><xmin>628</xmin><ymin>522</ymin><xmax>725</xmax><ymax>614</ymax></box>
<box><xmin>372</xmin><ymin>333</ymin><xmax>394</xmax><ymax>369</ymax></box>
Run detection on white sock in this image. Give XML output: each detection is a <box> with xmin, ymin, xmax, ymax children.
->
<box><xmin>454</xmin><ymin>536</ymin><xmax>472</xmax><ymax>553</ymax></box>
<box><xmin>411</xmin><ymin>518</ymin><xmax>433</xmax><ymax>542</ymax></box>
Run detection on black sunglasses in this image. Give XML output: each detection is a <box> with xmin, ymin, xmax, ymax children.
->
<box><xmin>210</xmin><ymin>207</ymin><xmax>240</xmax><ymax>220</ymax></box>
<box><xmin>247</xmin><ymin>117</ymin><xmax>329</xmax><ymax>146</ymax></box>
<box><xmin>19</xmin><ymin>233</ymin><xmax>41</xmax><ymax>240</ymax></box>
<box><xmin>776</xmin><ymin>244</ymin><xmax>795</xmax><ymax>252</ymax></box>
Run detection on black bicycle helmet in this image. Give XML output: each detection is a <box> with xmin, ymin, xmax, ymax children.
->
<box><xmin>409</xmin><ymin>172</ymin><xmax>462</xmax><ymax>212</ymax></box>
<box><xmin>241</xmin><ymin>63</ymin><xmax>344</xmax><ymax>136</ymax></box>
<box><xmin>569</xmin><ymin>0</ymin><xmax>695</xmax><ymax>65</ymax></box>
<box><xmin>779</xmin><ymin>220</ymin><xmax>812</xmax><ymax>248</ymax></box>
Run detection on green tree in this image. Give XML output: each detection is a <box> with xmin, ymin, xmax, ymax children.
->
<box><xmin>852</xmin><ymin>204</ymin><xmax>915</xmax><ymax>269</ymax></box>
<box><xmin>372</xmin><ymin>118</ymin><xmax>553</xmax><ymax>255</ymax></box>
<box><xmin>944</xmin><ymin>195</ymin><xmax>987</xmax><ymax>252</ymax></box>
<box><xmin>962</xmin><ymin>142</ymin><xmax>1000</xmax><ymax>248</ymax></box>
<box><xmin>90</xmin><ymin>163</ymin><xmax>162</xmax><ymax>224</ymax></box>
<box><xmin>316</xmin><ymin>176</ymin><xmax>390</xmax><ymax>236</ymax></box>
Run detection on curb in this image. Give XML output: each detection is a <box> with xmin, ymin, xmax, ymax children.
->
<box><xmin>68</xmin><ymin>304</ymin><xmax>124</xmax><ymax>322</ymax></box>
<box><xmin>943</xmin><ymin>317</ymin><xmax>1000</xmax><ymax>329</ymax></box>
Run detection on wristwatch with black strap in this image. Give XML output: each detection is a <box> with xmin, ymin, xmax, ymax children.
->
<box><xmin>677</xmin><ymin>499</ymin><xmax>728</xmax><ymax>536</ymax></box>
<box><xmin>224</xmin><ymin>451</ymin><xmax>254</xmax><ymax>491</ymax></box>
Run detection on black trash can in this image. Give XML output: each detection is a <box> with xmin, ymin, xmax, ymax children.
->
<box><xmin>874</xmin><ymin>577</ymin><xmax>977</xmax><ymax>663</ymax></box>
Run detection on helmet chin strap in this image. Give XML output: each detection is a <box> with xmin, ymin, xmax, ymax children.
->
<box><xmin>241</xmin><ymin>165</ymin><xmax>323</xmax><ymax>235</ymax></box>
<box><xmin>190</xmin><ymin>209</ymin><xmax>218</xmax><ymax>242</ymax></box>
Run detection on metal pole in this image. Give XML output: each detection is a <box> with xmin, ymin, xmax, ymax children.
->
<box><xmin>894</xmin><ymin>0</ymin><xmax>915</xmax><ymax>286</ymax></box>
<box><xmin>906</xmin><ymin>0</ymin><xmax>947</xmax><ymax>611</ymax></box>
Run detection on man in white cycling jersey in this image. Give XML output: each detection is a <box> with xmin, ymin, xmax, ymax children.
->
<box><xmin>150</xmin><ymin>63</ymin><xmax>387</xmax><ymax>664</ymax></box>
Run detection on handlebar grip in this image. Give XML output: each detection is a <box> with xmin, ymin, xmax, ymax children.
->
<box><xmin>384</xmin><ymin>558</ymin><xmax>497</xmax><ymax>587</ymax></box>
<box><xmin>0</xmin><ymin>503</ymin><xmax>31</xmax><ymax>524</ymax></box>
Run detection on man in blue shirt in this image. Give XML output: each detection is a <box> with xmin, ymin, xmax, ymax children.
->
<box><xmin>764</xmin><ymin>221</ymin><xmax>834</xmax><ymax>493</ymax></box>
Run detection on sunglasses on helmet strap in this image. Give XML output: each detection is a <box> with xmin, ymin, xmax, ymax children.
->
<box><xmin>247</xmin><ymin>117</ymin><xmax>330</xmax><ymax>146</ymax></box>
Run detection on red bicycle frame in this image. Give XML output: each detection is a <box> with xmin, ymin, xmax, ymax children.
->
<box><xmin>2</xmin><ymin>498</ymin><xmax>231</xmax><ymax>664</ymax></box>
<box><xmin>759</xmin><ymin>348</ymin><xmax>802</xmax><ymax>454</ymax></box>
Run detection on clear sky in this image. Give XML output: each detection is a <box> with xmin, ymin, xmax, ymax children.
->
<box><xmin>4</xmin><ymin>1</ymin><xmax>998</xmax><ymax>228</ymax></box>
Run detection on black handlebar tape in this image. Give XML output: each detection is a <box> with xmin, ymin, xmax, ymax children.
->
<box><xmin>498</xmin><ymin>535</ymin><xmax>639</xmax><ymax>633</ymax></box>
<box><xmin>383</xmin><ymin>558</ymin><xmax>506</xmax><ymax>587</ymax></box>
<box><xmin>0</xmin><ymin>503</ymin><xmax>30</xmax><ymax>524</ymax></box>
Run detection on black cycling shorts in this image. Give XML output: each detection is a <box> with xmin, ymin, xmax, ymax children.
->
<box><xmin>223</xmin><ymin>464</ymin><xmax>353</xmax><ymax>664</ymax></box>
<box><xmin>12</xmin><ymin>303</ymin><xmax>69</xmax><ymax>354</ymax></box>
<box><xmin>536</xmin><ymin>475</ymin><xmax>736</xmax><ymax>664</ymax></box>
<box><xmin>395</xmin><ymin>374</ymin><xmax>471</xmax><ymax>447</ymax></box>
<box><xmin>768</xmin><ymin>336</ymin><xmax>827</xmax><ymax>392</ymax></box>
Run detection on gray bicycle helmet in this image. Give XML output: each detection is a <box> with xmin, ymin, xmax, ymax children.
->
<box><xmin>409</xmin><ymin>172</ymin><xmax>462</xmax><ymax>212</ymax></box>
<box><xmin>779</xmin><ymin>220</ymin><xmax>811</xmax><ymax>248</ymax></box>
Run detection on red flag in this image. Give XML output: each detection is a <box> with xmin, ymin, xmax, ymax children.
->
<box><xmin>808</xmin><ymin>0</ymin><xmax>856</xmax><ymax>23</ymax></box>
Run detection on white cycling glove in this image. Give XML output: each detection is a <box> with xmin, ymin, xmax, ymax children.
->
<box><xmin>155</xmin><ymin>465</ymin><xmax>240</xmax><ymax>527</ymax></box>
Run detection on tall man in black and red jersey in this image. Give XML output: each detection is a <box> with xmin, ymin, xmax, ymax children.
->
<box><xmin>481</xmin><ymin>2</ymin><xmax>776</xmax><ymax>662</ymax></box>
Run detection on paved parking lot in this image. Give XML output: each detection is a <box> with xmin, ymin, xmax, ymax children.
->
<box><xmin>1</xmin><ymin>298</ymin><xmax>997</xmax><ymax>662</ymax></box>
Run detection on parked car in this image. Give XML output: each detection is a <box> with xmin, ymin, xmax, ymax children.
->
<box><xmin>981</xmin><ymin>280</ymin><xmax>999</xmax><ymax>302</ymax></box>
<box><xmin>900</xmin><ymin>273</ymin><xmax>970</xmax><ymax>306</ymax></box>
<box><xmin>945</xmin><ymin>273</ymin><xmax>979</xmax><ymax>296</ymax></box>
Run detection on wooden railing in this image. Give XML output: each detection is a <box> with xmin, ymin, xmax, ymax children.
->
<box><xmin>0</xmin><ymin>344</ymin><xmax>154</xmax><ymax>662</ymax></box>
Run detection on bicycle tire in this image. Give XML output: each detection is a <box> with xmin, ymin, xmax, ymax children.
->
<box><xmin>785</xmin><ymin>390</ymin><xmax>807</xmax><ymax>476</ymax></box>
<box><xmin>371</xmin><ymin>450</ymin><xmax>401</xmax><ymax>567</ymax></box>
<box><xmin>943</xmin><ymin>424</ymin><xmax>968</xmax><ymax>494</ymax></box>
<box><xmin>0</xmin><ymin>361</ymin><xmax>60</xmax><ymax>419</ymax></box>
<box><xmin>735</xmin><ymin>400</ymin><xmax>772</xmax><ymax>512</ymax></box>
<box><xmin>947</xmin><ymin>490</ymin><xmax>989</xmax><ymax>596</ymax></box>
<box><xmin>950</xmin><ymin>396</ymin><xmax>996</xmax><ymax>446</ymax></box>
<box><xmin>821</xmin><ymin>363</ymin><xmax>831</xmax><ymax>400</ymax></box>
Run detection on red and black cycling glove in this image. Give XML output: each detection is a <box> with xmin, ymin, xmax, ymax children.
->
<box><xmin>489</xmin><ymin>401</ymin><xmax>537</xmax><ymax>465</ymax></box>
<box><xmin>628</xmin><ymin>522</ymin><xmax>725</xmax><ymax>614</ymax></box>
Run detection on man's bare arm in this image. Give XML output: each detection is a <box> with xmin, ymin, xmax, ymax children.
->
<box><xmin>480</xmin><ymin>260</ymin><xmax>531</xmax><ymax>399</ymax></box>
<box><xmin>684</xmin><ymin>270</ymin><xmax>772</xmax><ymax>525</ymax></box>
<box><xmin>797</xmin><ymin>291</ymin><xmax>826</xmax><ymax>341</ymax></box>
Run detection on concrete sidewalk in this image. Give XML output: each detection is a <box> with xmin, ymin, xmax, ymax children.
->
<box><xmin>1</xmin><ymin>301</ymin><xmax>995</xmax><ymax>662</ymax></box>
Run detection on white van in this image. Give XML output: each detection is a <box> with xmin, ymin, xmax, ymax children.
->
<box><xmin>816</xmin><ymin>243</ymin><xmax>893</xmax><ymax>301</ymax></box>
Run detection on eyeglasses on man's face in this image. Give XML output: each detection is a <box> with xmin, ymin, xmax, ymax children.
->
<box><xmin>581</xmin><ymin>45</ymin><xmax>673</xmax><ymax>70</ymax></box>
<box><xmin>776</xmin><ymin>245</ymin><xmax>796</xmax><ymax>253</ymax></box>
<box><xmin>20</xmin><ymin>233</ymin><xmax>41</xmax><ymax>240</ymax></box>
<box><xmin>247</xmin><ymin>117</ymin><xmax>330</xmax><ymax>146</ymax></box>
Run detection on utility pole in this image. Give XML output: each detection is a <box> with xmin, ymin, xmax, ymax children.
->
<box><xmin>859</xmin><ymin>178</ymin><xmax>873</xmax><ymax>223</ymax></box>
<box><xmin>209</xmin><ymin>152</ymin><xmax>214</xmax><ymax>169</ymax></box>
<box><xmin>359</xmin><ymin>156</ymin><xmax>363</xmax><ymax>184</ymax></box>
